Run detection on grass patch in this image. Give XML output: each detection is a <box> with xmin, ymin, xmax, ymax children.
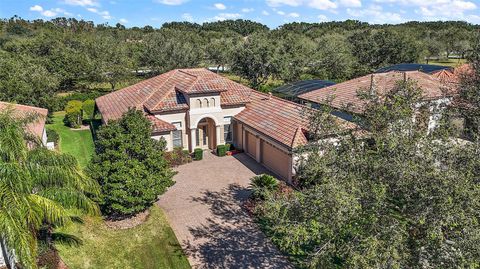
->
<box><xmin>56</xmin><ymin>206</ymin><xmax>191</xmax><ymax>269</ymax></box>
<box><xmin>422</xmin><ymin>58</ymin><xmax>467</xmax><ymax>68</ymax></box>
<box><xmin>46</xmin><ymin>111</ymin><xmax>94</xmax><ymax>168</ymax></box>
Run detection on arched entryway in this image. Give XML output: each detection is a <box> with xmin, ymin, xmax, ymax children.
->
<box><xmin>195</xmin><ymin>118</ymin><xmax>217</xmax><ymax>150</ymax></box>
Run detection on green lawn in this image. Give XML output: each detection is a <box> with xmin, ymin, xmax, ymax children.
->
<box><xmin>46</xmin><ymin>111</ymin><xmax>95</xmax><ymax>168</ymax></box>
<box><xmin>422</xmin><ymin>58</ymin><xmax>467</xmax><ymax>68</ymax></box>
<box><xmin>56</xmin><ymin>206</ymin><xmax>191</xmax><ymax>269</ymax></box>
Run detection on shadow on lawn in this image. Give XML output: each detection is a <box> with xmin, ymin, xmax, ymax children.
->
<box><xmin>184</xmin><ymin>183</ymin><xmax>292</xmax><ymax>269</ymax></box>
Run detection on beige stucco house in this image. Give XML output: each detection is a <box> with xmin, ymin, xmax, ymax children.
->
<box><xmin>96</xmin><ymin>68</ymin><xmax>351</xmax><ymax>181</ymax></box>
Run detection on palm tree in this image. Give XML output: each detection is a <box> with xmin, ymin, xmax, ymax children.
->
<box><xmin>0</xmin><ymin>108</ymin><xmax>99</xmax><ymax>269</ymax></box>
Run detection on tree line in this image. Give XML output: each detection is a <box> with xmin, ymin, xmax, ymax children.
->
<box><xmin>0</xmin><ymin>17</ymin><xmax>478</xmax><ymax>111</ymax></box>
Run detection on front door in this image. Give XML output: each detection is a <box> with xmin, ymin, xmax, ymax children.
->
<box><xmin>197</xmin><ymin>124</ymin><xmax>209</xmax><ymax>149</ymax></box>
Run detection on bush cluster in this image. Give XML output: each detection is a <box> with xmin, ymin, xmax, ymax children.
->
<box><xmin>165</xmin><ymin>147</ymin><xmax>192</xmax><ymax>166</ymax></box>
<box><xmin>46</xmin><ymin>129</ymin><xmax>59</xmax><ymax>144</ymax></box>
<box><xmin>250</xmin><ymin>174</ymin><xmax>279</xmax><ymax>200</ymax></box>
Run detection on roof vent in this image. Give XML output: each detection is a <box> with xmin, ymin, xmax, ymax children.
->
<box><xmin>268</xmin><ymin>92</ymin><xmax>272</xmax><ymax>100</ymax></box>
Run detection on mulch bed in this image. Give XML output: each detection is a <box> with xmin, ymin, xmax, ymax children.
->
<box><xmin>105</xmin><ymin>210</ymin><xmax>150</xmax><ymax>230</ymax></box>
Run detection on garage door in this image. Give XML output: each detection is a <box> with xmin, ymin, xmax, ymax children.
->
<box><xmin>246</xmin><ymin>131</ymin><xmax>257</xmax><ymax>158</ymax></box>
<box><xmin>261</xmin><ymin>140</ymin><xmax>290</xmax><ymax>180</ymax></box>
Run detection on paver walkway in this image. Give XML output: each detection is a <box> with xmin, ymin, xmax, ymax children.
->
<box><xmin>157</xmin><ymin>152</ymin><xmax>292</xmax><ymax>269</ymax></box>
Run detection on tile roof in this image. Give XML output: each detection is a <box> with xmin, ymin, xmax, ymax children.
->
<box><xmin>145</xmin><ymin>115</ymin><xmax>177</xmax><ymax>133</ymax></box>
<box><xmin>234</xmin><ymin>92</ymin><xmax>310</xmax><ymax>149</ymax></box>
<box><xmin>299</xmin><ymin>71</ymin><xmax>453</xmax><ymax>114</ymax></box>
<box><xmin>0</xmin><ymin>101</ymin><xmax>48</xmax><ymax>138</ymax></box>
<box><xmin>96</xmin><ymin>68</ymin><xmax>252</xmax><ymax>121</ymax></box>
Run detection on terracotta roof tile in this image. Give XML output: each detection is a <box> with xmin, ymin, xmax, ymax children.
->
<box><xmin>96</xmin><ymin>68</ymin><xmax>252</xmax><ymax>120</ymax></box>
<box><xmin>299</xmin><ymin>71</ymin><xmax>453</xmax><ymax>114</ymax></box>
<box><xmin>145</xmin><ymin>115</ymin><xmax>177</xmax><ymax>133</ymax></box>
<box><xmin>0</xmin><ymin>101</ymin><xmax>48</xmax><ymax>138</ymax></box>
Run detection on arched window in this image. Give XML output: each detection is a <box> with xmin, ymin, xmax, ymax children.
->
<box><xmin>196</xmin><ymin>99</ymin><xmax>202</xmax><ymax>108</ymax></box>
<box><xmin>210</xmin><ymin>97</ymin><xmax>216</xmax><ymax>107</ymax></box>
<box><xmin>204</xmin><ymin>98</ymin><xmax>209</xmax><ymax>107</ymax></box>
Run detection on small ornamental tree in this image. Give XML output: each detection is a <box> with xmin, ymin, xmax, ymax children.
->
<box><xmin>64</xmin><ymin>100</ymin><xmax>83</xmax><ymax>128</ymax></box>
<box><xmin>88</xmin><ymin>109</ymin><xmax>175</xmax><ymax>217</ymax></box>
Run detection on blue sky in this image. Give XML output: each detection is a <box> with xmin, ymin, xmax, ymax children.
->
<box><xmin>1</xmin><ymin>0</ymin><xmax>479</xmax><ymax>28</ymax></box>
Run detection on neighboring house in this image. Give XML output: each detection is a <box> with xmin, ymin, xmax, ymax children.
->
<box><xmin>298</xmin><ymin>71</ymin><xmax>455</xmax><ymax>132</ymax></box>
<box><xmin>272</xmin><ymin>79</ymin><xmax>336</xmax><ymax>103</ymax></box>
<box><xmin>0</xmin><ymin>101</ymin><xmax>48</xmax><ymax>146</ymax></box>
<box><xmin>96</xmin><ymin>68</ymin><xmax>352</xmax><ymax>181</ymax></box>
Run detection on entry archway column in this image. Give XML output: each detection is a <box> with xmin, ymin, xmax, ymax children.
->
<box><xmin>215</xmin><ymin>125</ymin><xmax>221</xmax><ymax>147</ymax></box>
<box><xmin>190</xmin><ymin>128</ymin><xmax>197</xmax><ymax>152</ymax></box>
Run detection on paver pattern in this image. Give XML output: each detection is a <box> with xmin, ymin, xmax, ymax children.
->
<box><xmin>157</xmin><ymin>153</ymin><xmax>292</xmax><ymax>269</ymax></box>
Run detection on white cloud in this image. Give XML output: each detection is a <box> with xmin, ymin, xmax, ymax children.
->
<box><xmin>30</xmin><ymin>5</ymin><xmax>43</xmax><ymax>12</ymax></box>
<box><xmin>318</xmin><ymin>14</ymin><xmax>329</xmax><ymax>21</ymax></box>
<box><xmin>266</xmin><ymin>0</ymin><xmax>303</xmax><ymax>7</ymax></box>
<box><xmin>214</xmin><ymin>3</ymin><xmax>227</xmax><ymax>10</ymax></box>
<box><xmin>182</xmin><ymin>13</ymin><xmax>193</xmax><ymax>22</ymax></box>
<box><xmin>347</xmin><ymin>4</ymin><xmax>403</xmax><ymax>23</ymax></box>
<box><xmin>119</xmin><ymin>18</ymin><xmax>128</xmax><ymax>23</ymax></box>
<box><xmin>339</xmin><ymin>0</ymin><xmax>362</xmax><ymax>7</ymax></box>
<box><xmin>155</xmin><ymin>0</ymin><xmax>188</xmax><ymax>5</ymax></box>
<box><xmin>241</xmin><ymin>8</ymin><xmax>255</xmax><ymax>12</ymax></box>
<box><xmin>308</xmin><ymin>0</ymin><xmax>338</xmax><ymax>10</ymax></box>
<box><xmin>262</xmin><ymin>10</ymin><xmax>270</xmax><ymax>15</ymax></box>
<box><xmin>277</xmin><ymin>10</ymin><xmax>286</xmax><ymax>15</ymax></box>
<box><xmin>373</xmin><ymin>0</ymin><xmax>476</xmax><ymax>20</ymax></box>
<box><xmin>63</xmin><ymin>0</ymin><xmax>98</xmax><ymax>6</ymax></box>
<box><xmin>212</xmin><ymin>13</ymin><xmax>242</xmax><ymax>21</ymax></box>
<box><xmin>87</xmin><ymin>7</ymin><xmax>112</xmax><ymax>19</ymax></box>
<box><xmin>288</xmin><ymin>12</ymin><xmax>300</xmax><ymax>17</ymax></box>
<box><xmin>30</xmin><ymin>5</ymin><xmax>72</xmax><ymax>17</ymax></box>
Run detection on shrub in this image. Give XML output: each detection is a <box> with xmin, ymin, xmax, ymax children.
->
<box><xmin>87</xmin><ymin>109</ymin><xmax>175</xmax><ymax>217</ymax></box>
<box><xmin>165</xmin><ymin>147</ymin><xmax>192</xmax><ymax>167</ymax></box>
<box><xmin>64</xmin><ymin>100</ymin><xmax>83</xmax><ymax>128</ymax></box>
<box><xmin>82</xmin><ymin>99</ymin><xmax>95</xmax><ymax>121</ymax></box>
<box><xmin>46</xmin><ymin>129</ymin><xmax>59</xmax><ymax>144</ymax></box>
<box><xmin>194</xmin><ymin>148</ymin><xmax>203</xmax><ymax>160</ymax></box>
<box><xmin>250</xmin><ymin>174</ymin><xmax>279</xmax><ymax>200</ymax></box>
<box><xmin>217</xmin><ymin>144</ymin><xmax>227</xmax><ymax>157</ymax></box>
<box><xmin>225</xmin><ymin>143</ymin><xmax>232</xmax><ymax>151</ymax></box>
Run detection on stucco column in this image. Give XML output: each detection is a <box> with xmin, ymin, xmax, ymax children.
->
<box><xmin>216</xmin><ymin>125</ymin><xmax>221</xmax><ymax>147</ymax></box>
<box><xmin>190</xmin><ymin>128</ymin><xmax>197</xmax><ymax>152</ymax></box>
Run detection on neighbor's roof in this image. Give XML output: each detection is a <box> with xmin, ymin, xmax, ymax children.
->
<box><xmin>272</xmin><ymin>79</ymin><xmax>336</xmax><ymax>97</ymax></box>
<box><xmin>96</xmin><ymin>68</ymin><xmax>252</xmax><ymax>123</ymax></box>
<box><xmin>0</xmin><ymin>101</ymin><xmax>48</xmax><ymax>138</ymax></box>
<box><xmin>376</xmin><ymin>63</ymin><xmax>451</xmax><ymax>74</ymax></box>
<box><xmin>432</xmin><ymin>63</ymin><xmax>474</xmax><ymax>84</ymax></box>
<box><xmin>298</xmin><ymin>71</ymin><xmax>453</xmax><ymax>114</ymax></box>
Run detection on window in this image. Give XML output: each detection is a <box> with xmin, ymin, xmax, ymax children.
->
<box><xmin>172</xmin><ymin>122</ymin><xmax>183</xmax><ymax>148</ymax></box>
<box><xmin>196</xmin><ymin>99</ymin><xmax>202</xmax><ymax>108</ymax></box>
<box><xmin>210</xmin><ymin>97</ymin><xmax>216</xmax><ymax>107</ymax></box>
<box><xmin>204</xmin><ymin>98</ymin><xmax>209</xmax><ymax>107</ymax></box>
<box><xmin>224</xmin><ymin>124</ymin><xmax>232</xmax><ymax>143</ymax></box>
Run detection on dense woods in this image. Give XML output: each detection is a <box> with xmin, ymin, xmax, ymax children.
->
<box><xmin>0</xmin><ymin>17</ymin><xmax>478</xmax><ymax>111</ymax></box>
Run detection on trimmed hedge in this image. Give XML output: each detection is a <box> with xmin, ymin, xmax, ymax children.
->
<box><xmin>46</xmin><ymin>129</ymin><xmax>59</xmax><ymax>144</ymax></box>
<box><xmin>194</xmin><ymin>148</ymin><xmax>203</xmax><ymax>160</ymax></box>
<box><xmin>64</xmin><ymin>100</ymin><xmax>83</xmax><ymax>128</ymax></box>
<box><xmin>217</xmin><ymin>144</ymin><xmax>227</xmax><ymax>157</ymax></box>
<box><xmin>82</xmin><ymin>99</ymin><xmax>95</xmax><ymax>121</ymax></box>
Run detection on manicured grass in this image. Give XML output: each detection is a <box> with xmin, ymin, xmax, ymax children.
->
<box><xmin>46</xmin><ymin>111</ymin><xmax>95</xmax><ymax>168</ymax></box>
<box><xmin>422</xmin><ymin>58</ymin><xmax>467</xmax><ymax>68</ymax></box>
<box><xmin>56</xmin><ymin>206</ymin><xmax>191</xmax><ymax>269</ymax></box>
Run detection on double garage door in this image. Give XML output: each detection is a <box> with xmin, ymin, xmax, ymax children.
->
<box><xmin>245</xmin><ymin>131</ymin><xmax>290</xmax><ymax>180</ymax></box>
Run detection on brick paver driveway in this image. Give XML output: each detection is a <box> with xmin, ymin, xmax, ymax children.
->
<box><xmin>157</xmin><ymin>153</ymin><xmax>292</xmax><ymax>269</ymax></box>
